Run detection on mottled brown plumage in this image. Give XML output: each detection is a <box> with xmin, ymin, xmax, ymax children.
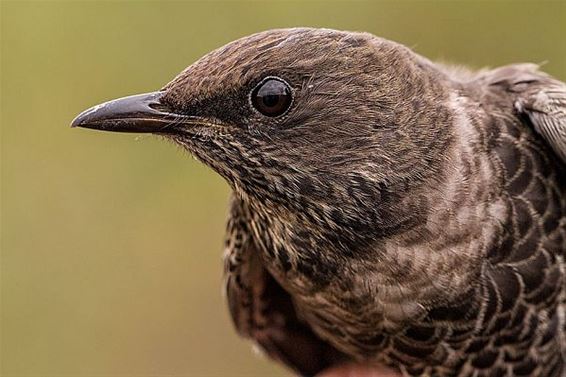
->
<box><xmin>72</xmin><ymin>28</ymin><xmax>566</xmax><ymax>376</ymax></box>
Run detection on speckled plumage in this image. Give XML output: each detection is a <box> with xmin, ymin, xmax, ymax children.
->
<box><xmin>73</xmin><ymin>29</ymin><xmax>566</xmax><ymax>376</ymax></box>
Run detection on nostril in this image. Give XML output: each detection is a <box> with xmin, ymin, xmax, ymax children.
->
<box><xmin>148</xmin><ymin>102</ymin><xmax>173</xmax><ymax>113</ymax></box>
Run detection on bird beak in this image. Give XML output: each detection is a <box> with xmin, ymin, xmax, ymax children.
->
<box><xmin>71</xmin><ymin>91</ymin><xmax>185</xmax><ymax>134</ymax></box>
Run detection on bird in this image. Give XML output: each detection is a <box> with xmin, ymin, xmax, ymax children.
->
<box><xmin>72</xmin><ymin>28</ymin><xmax>566</xmax><ymax>376</ymax></box>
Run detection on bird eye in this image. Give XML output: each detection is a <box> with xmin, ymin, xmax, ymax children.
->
<box><xmin>251</xmin><ymin>78</ymin><xmax>292</xmax><ymax>117</ymax></box>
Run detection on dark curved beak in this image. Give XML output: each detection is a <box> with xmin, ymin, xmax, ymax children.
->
<box><xmin>71</xmin><ymin>91</ymin><xmax>186</xmax><ymax>134</ymax></box>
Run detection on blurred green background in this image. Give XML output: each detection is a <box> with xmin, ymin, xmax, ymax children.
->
<box><xmin>1</xmin><ymin>1</ymin><xmax>565</xmax><ymax>376</ymax></box>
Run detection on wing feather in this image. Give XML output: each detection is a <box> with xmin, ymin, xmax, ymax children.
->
<box><xmin>223</xmin><ymin>194</ymin><xmax>346</xmax><ymax>376</ymax></box>
<box><xmin>487</xmin><ymin>64</ymin><xmax>566</xmax><ymax>163</ymax></box>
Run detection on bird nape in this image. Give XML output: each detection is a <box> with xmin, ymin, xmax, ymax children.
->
<box><xmin>72</xmin><ymin>28</ymin><xmax>566</xmax><ymax>377</ymax></box>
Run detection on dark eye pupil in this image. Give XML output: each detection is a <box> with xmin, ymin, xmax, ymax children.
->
<box><xmin>262</xmin><ymin>94</ymin><xmax>280</xmax><ymax>108</ymax></box>
<box><xmin>251</xmin><ymin>78</ymin><xmax>292</xmax><ymax>117</ymax></box>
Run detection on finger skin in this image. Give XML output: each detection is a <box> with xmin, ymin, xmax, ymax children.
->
<box><xmin>316</xmin><ymin>363</ymin><xmax>402</xmax><ymax>377</ymax></box>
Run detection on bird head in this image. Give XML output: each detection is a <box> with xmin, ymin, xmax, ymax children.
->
<box><xmin>72</xmin><ymin>28</ymin><xmax>454</xmax><ymax>250</ymax></box>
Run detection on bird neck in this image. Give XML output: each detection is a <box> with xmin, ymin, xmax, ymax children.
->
<box><xmin>345</xmin><ymin>91</ymin><xmax>508</xmax><ymax>327</ymax></box>
<box><xmin>237</xmin><ymin>91</ymin><xmax>505</xmax><ymax>330</ymax></box>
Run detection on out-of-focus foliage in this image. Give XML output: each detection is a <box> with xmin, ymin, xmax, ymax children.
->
<box><xmin>1</xmin><ymin>1</ymin><xmax>564</xmax><ymax>376</ymax></box>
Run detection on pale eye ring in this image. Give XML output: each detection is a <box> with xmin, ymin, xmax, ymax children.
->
<box><xmin>250</xmin><ymin>77</ymin><xmax>292</xmax><ymax>117</ymax></box>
